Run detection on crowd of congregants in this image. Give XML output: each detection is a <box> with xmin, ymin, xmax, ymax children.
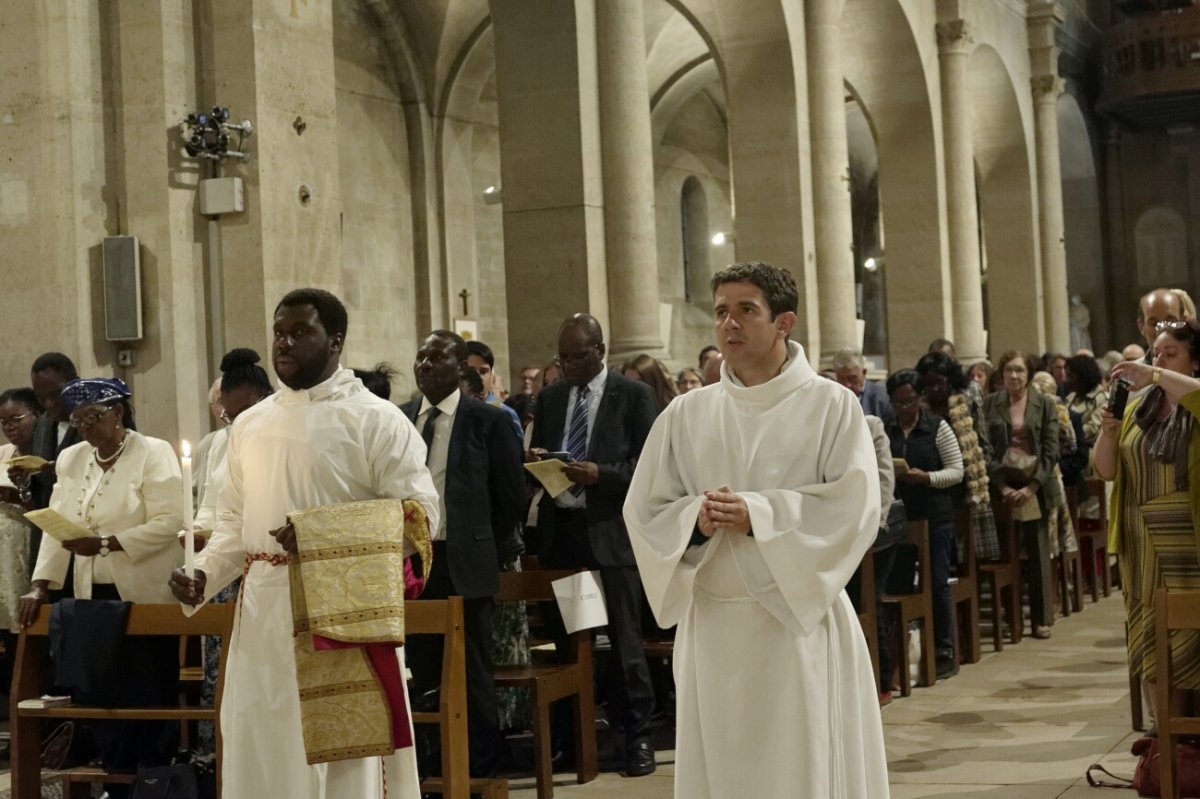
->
<box><xmin>1</xmin><ymin>276</ymin><xmax>1199</xmax><ymax>798</ymax></box>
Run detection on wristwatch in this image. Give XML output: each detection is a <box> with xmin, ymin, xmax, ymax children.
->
<box><xmin>99</xmin><ymin>536</ymin><xmax>110</xmax><ymax>557</ymax></box>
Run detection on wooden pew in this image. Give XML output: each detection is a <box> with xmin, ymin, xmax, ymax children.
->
<box><xmin>950</xmin><ymin>507</ymin><xmax>981</xmax><ymax>665</ymax></box>
<box><xmin>883</xmin><ymin>520</ymin><xmax>936</xmax><ymax>694</ymax></box>
<box><xmin>1154</xmin><ymin>588</ymin><xmax>1200</xmax><ymax>799</ymax></box>
<box><xmin>979</xmin><ymin>501</ymin><xmax>1023</xmax><ymax>651</ymax></box>
<box><xmin>495</xmin><ymin>569</ymin><xmax>598</xmax><ymax>799</ymax></box>
<box><xmin>408</xmin><ymin>596</ymin><xmax>508</xmax><ymax>799</ymax></box>
<box><xmin>10</xmin><ymin>603</ymin><xmax>234</xmax><ymax>799</ymax></box>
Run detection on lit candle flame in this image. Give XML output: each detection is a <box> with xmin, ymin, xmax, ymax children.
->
<box><xmin>181</xmin><ymin>439</ymin><xmax>191</xmax><ymax>458</ymax></box>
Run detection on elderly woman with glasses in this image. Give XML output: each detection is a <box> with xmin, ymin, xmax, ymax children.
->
<box><xmin>19</xmin><ymin>378</ymin><xmax>182</xmax><ymax>623</ymax></box>
<box><xmin>17</xmin><ymin>377</ymin><xmax>184</xmax><ymax>786</ymax></box>
<box><xmin>982</xmin><ymin>351</ymin><xmax>1061</xmax><ymax>639</ymax></box>
<box><xmin>1095</xmin><ymin>318</ymin><xmax>1200</xmax><ymax>725</ymax></box>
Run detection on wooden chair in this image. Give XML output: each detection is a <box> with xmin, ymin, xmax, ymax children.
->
<box><xmin>10</xmin><ymin>603</ymin><xmax>235</xmax><ymax>799</ymax></box>
<box><xmin>979</xmin><ymin>500</ymin><xmax>1023</xmax><ymax>651</ymax></box>
<box><xmin>853</xmin><ymin>544</ymin><xmax>881</xmax><ymax>692</ymax></box>
<box><xmin>1055</xmin><ymin>488</ymin><xmax>1085</xmax><ymax>617</ymax></box>
<box><xmin>1154</xmin><ymin>587</ymin><xmax>1200</xmax><ymax>799</ymax></box>
<box><xmin>408</xmin><ymin>596</ymin><xmax>508</xmax><ymax>799</ymax></box>
<box><xmin>1078</xmin><ymin>478</ymin><xmax>1113</xmax><ymax>600</ymax></box>
<box><xmin>950</xmin><ymin>507</ymin><xmax>981</xmax><ymax>665</ymax></box>
<box><xmin>494</xmin><ymin>569</ymin><xmax>598</xmax><ymax>799</ymax></box>
<box><xmin>883</xmin><ymin>520</ymin><xmax>936</xmax><ymax>694</ymax></box>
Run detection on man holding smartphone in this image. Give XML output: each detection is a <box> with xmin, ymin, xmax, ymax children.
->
<box><xmin>526</xmin><ymin>314</ymin><xmax>660</xmax><ymax>777</ymax></box>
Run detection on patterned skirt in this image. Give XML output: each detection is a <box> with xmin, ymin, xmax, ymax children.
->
<box><xmin>1123</xmin><ymin>491</ymin><xmax>1200</xmax><ymax>687</ymax></box>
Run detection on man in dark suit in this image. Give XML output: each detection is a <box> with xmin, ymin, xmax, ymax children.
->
<box><xmin>8</xmin><ymin>353</ymin><xmax>80</xmax><ymax>581</ymax></box>
<box><xmin>400</xmin><ymin>330</ymin><xmax>526</xmax><ymax>777</ymax></box>
<box><xmin>527</xmin><ymin>314</ymin><xmax>659</xmax><ymax>777</ymax></box>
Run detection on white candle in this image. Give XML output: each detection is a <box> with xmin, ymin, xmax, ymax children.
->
<box><xmin>181</xmin><ymin>439</ymin><xmax>194</xmax><ymax>579</ymax></box>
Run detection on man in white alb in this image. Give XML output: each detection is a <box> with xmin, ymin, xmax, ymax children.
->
<box><xmin>170</xmin><ymin>288</ymin><xmax>439</xmax><ymax>799</ymax></box>
<box><xmin>623</xmin><ymin>261</ymin><xmax>889</xmax><ymax>798</ymax></box>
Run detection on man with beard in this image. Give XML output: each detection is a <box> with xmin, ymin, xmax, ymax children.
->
<box><xmin>170</xmin><ymin>288</ymin><xmax>438</xmax><ymax>799</ymax></box>
<box><xmin>400</xmin><ymin>330</ymin><xmax>524</xmax><ymax>777</ymax></box>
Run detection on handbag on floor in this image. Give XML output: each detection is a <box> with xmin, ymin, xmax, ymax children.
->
<box><xmin>128</xmin><ymin>763</ymin><xmax>199</xmax><ymax>799</ymax></box>
<box><xmin>1086</xmin><ymin>735</ymin><xmax>1200</xmax><ymax>797</ymax></box>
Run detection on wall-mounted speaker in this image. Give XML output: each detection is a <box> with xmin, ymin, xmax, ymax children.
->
<box><xmin>102</xmin><ymin>235</ymin><xmax>143</xmax><ymax>342</ymax></box>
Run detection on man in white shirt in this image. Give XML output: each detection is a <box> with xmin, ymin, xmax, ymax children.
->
<box><xmin>624</xmin><ymin>261</ymin><xmax>889</xmax><ymax>798</ymax></box>
<box><xmin>171</xmin><ymin>288</ymin><xmax>438</xmax><ymax>799</ymax></box>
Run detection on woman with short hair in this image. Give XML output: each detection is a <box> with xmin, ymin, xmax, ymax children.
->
<box><xmin>982</xmin><ymin>352</ymin><xmax>1060</xmax><ymax>639</ymax></box>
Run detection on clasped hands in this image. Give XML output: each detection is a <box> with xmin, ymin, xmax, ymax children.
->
<box><xmin>1000</xmin><ymin>484</ymin><xmax>1036</xmax><ymax>507</ymax></box>
<box><xmin>168</xmin><ymin>522</ymin><xmax>297</xmax><ymax>606</ymax></box>
<box><xmin>696</xmin><ymin>485</ymin><xmax>752</xmax><ymax>537</ymax></box>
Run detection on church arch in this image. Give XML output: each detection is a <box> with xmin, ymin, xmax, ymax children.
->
<box><xmin>839</xmin><ymin>0</ymin><xmax>946</xmax><ymax>370</ymax></box>
<box><xmin>968</xmin><ymin>43</ymin><xmax>1043</xmax><ymax>355</ymax></box>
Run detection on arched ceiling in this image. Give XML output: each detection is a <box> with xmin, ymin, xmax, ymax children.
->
<box><xmin>376</xmin><ymin>0</ymin><xmax>722</xmax><ymax>127</ymax></box>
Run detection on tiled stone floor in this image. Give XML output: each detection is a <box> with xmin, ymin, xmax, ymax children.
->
<box><xmin>507</xmin><ymin>592</ymin><xmax>1141</xmax><ymax>798</ymax></box>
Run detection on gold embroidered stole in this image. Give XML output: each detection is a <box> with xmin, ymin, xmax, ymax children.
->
<box><xmin>287</xmin><ymin>499</ymin><xmax>433</xmax><ymax>764</ymax></box>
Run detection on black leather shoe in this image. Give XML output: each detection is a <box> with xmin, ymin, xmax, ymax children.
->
<box><xmin>626</xmin><ymin>741</ymin><xmax>656</xmax><ymax>777</ymax></box>
<box><xmin>935</xmin><ymin>657</ymin><xmax>959</xmax><ymax>681</ymax></box>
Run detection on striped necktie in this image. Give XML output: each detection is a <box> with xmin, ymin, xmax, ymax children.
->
<box><xmin>565</xmin><ymin>387</ymin><xmax>589</xmax><ymax>495</ymax></box>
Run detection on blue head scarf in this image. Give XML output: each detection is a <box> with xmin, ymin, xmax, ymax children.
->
<box><xmin>61</xmin><ymin>378</ymin><xmax>133</xmax><ymax>413</ymax></box>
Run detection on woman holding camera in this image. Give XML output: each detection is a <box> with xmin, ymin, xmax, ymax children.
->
<box><xmin>1094</xmin><ymin>320</ymin><xmax>1200</xmax><ymax>723</ymax></box>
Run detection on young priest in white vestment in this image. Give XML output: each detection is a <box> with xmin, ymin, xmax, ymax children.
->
<box><xmin>171</xmin><ymin>289</ymin><xmax>439</xmax><ymax>799</ymax></box>
<box><xmin>624</xmin><ymin>261</ymin><xmax>890</xmax><ymax>798</ymax></box>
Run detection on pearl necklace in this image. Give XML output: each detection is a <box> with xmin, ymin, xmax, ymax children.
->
<box><xmin>94</xmin><ymin>433</ymin><xmax>129</xmax><ymax>466</ymax></box>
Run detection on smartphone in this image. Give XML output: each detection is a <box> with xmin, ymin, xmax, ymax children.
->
<box><xmin>540</xmin><ymin>451</ymin><xmax>572</xmax><ymax>463</ymax></box>
<box><xmin>1108</xmin><ymin>377</ymin><xmax>1131</xmax><ymax>419</ymax></box>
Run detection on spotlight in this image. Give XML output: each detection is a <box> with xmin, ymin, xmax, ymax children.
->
<box><xmin>711</xmin><ymin>232</ymin><xmax>734</xmax><ymax>246</ymax></box>
<box><xmin>482</xmin><ymin>185</ymin><xmax>503</xmax><ymax>205</ymax></box>
<box><xmin>179</xmin><ymin>105</ymin><xmax>253</xmax><ymax>162</ymax></box>
<box><xmin>864</xmin><ymin>258</ymin><xmax>877</xmax><ymax>272</ymax></box>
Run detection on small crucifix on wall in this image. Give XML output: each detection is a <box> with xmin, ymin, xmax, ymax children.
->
<box><xmin>459</xmin><ymin>289</ymin><xmax>471</xmax><ymax>317</ymax></box>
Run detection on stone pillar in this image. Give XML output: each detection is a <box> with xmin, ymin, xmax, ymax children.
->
<box><xmin>111</xmin><ymin>0</ymin><xmax>208</xmax><ymax>442</ymax></box>
<box><xmin>936</xmin><ymin>19</ymin><xmax>988</xmax><ymax>362</ymax></box>
<box><xmin>715</xmin><ymin>1</ymin><xmax>820</xmax><ymax>360</ymax></box>
<box><xmin>596</xmin><ymin>0</ymin><xmax>661</xmax><ymax>359</ymax></box>
<box><xmin>1029</xmin><ymin>1</ymin><xmax>1070</xmax><ymax>353</ymax></box>
<box><xmin>805</xmin><ymin>0</ymin><xmax>858</xmax><ymax>364</ymax></box>
<box><xmin>0</xmin><ymin>1</ymin><xmax>108</xmax><ymax>389</ymax></box>
<box><xmin>210</xmin><ymin>0</ymin><xmax>342</xmax><ymax>355</ymax></box>
<box><xmin>490</xmin><ymin>0</ymin><xmax>609</xmax><ymax>370</ymax></box>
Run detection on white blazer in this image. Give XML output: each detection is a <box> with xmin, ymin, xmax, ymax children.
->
<box><xmin>33</xmin><ymin>431</ymin><xmax>183</xmax><ymax>603</ymax></box>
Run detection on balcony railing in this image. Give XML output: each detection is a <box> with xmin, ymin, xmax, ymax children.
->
<box><xmin>1100</xmin><ymin>5</ymin><xmax>1200</xmax><ymax>125</ymax></box>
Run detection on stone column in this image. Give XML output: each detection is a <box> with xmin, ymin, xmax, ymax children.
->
<box><xmin>490</xmin><ymin>0</ymin><xmax>609</xmax><ymax>370</ymax></box>
<box><xmin>936</xmin><ymin>19</ymin><xmax>988</xmax><ymax>362</ymax></box>
<box><xmin>0</xmin><ymin>1</ymin><xmax>108</xmax><ymax>389</ymax></box>
<box><xmin>111</xmin><ymin>0</ymin><xmax>209</xmax><ymax>442</ymax></box>
<box><xmin>596</xmin><ymin>0</ymin><xmax>662</xmax><ymax>359</ymax></box>
<box><xmin>210</xmin><ymin>0</ymin><xmax>342</xmax><ymax>354</ymax></box>
<box><xmin>1029</xmin><ymin>1</ymin><xmax>1070</xmax><ymax>352</ymax></box>
<box><xmin>805</xmin><ymin>0</ymin><xmax>858</xmax><ymax>364</ymax></box>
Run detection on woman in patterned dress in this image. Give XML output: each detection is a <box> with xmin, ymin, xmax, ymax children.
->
<box><xmin>0</xmin><ymin>388</ymin><xmax>38</xmax><ymax>685</ymax></box>
<box><xmin>1094</xmin><ymin>320</ymin><xmax>1200</xmax><ymax>725</ymax></box>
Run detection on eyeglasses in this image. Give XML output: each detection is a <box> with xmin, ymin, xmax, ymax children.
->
<box><xmin>0</xmin><ymin>413</ymin><xmax>30</xmax><ymax>427</ymax></box>
<box><xmin>1157</xmin><ymin>319</ymin><xmax>1189</xmax><ymax>333</ymax></box>
<box><xmin>892</xmin><ymin>397</ymin><xmax>921</xmax><ymax>408</ymax></box>
<box><xmin>69</xmin><ymin>406</ymin><xmax>114</xmax><ymax>429</ymax></box>
<box><xmin>555</xmin><ymin>346</ymin><xmax>599</xmax><ymax>366</ymax></box>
